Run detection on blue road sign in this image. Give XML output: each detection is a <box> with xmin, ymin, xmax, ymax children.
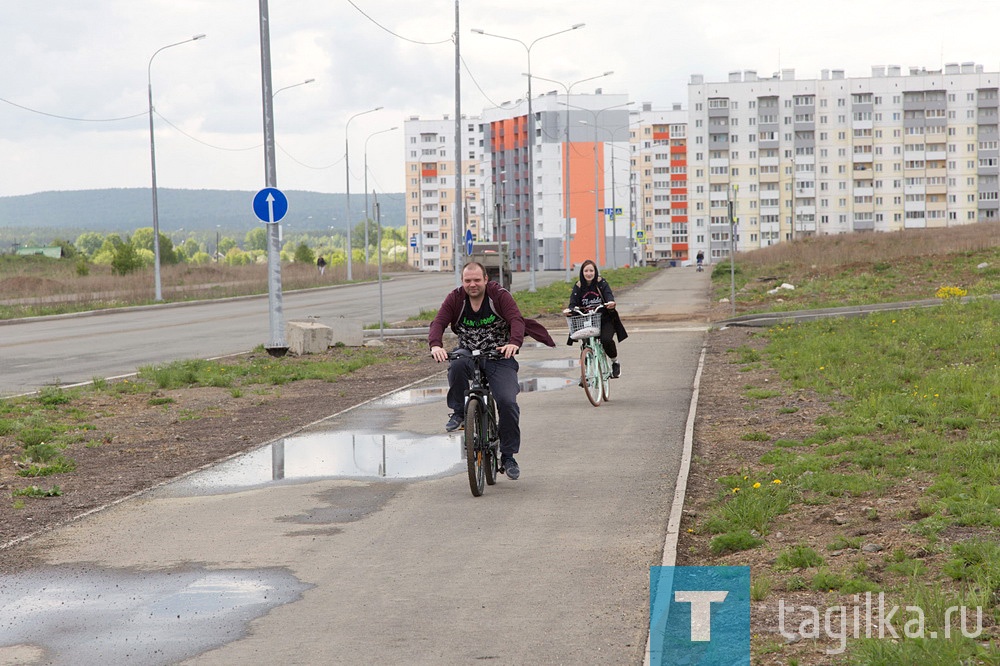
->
<box><xmin>410</xmin><ymin>235</ymin><xmax>417</xmax><ymax>248</ymax></box>
<box><xmin>252</xmin><ymin>188</ymin><xmax>288</xmax><ymax>223</ymax></box>
<box><xmin>465</xmin><ymin>229</ymin><xmax>474</xmax><ymax>255</ymax></box>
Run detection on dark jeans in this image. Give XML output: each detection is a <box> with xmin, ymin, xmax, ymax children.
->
<box><xmin>447</xmin><ymin>355</ymin><xmax>521</xmax><ymax>457</ymax></box>
<box><xmin>600</xmin><ymin>316</ymin><xmax>617</xmax><ymax>359</ymax></box>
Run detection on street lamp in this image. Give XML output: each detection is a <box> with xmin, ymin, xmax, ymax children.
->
<box><xmin>363</xmin><ymin>126</ymin><xmax>399</xmax><ymax>263</ymax></box>
<box><xmin>472</xmin><ymin>23</ymin><xmax>585</xmax><ymax>291</ymax></box>
<box><xmin>345</xmin><ymin>106</ymin><xmax>383</xmax><ymax>281</ymax></box>
<box><xmin>272</xmin><ymin>78</ymin><xmax>314</xmax><ymax>99</ymax></box>
<box><xmin>148</xmin><ymin>33</ymin><xmax>205</xmax><ymax>302</ymax></box>
<box><xmin>530</xmin><ymin>71</ymin><xmax>613</xmax><ymax>280</ymax></box>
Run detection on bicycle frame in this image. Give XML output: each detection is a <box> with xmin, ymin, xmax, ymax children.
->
<box><xmin>569</xmin><ymin>306</ymin><xmax>613</xmax><ymax>407</ymax></box>
<box><xmin>447</xmin><ymin>349</ymin><xmax>502</xmax><ymax>496</ymax></box>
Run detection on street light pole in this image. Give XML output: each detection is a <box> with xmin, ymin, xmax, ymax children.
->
<box><xmin>472</xmin><ymin>23</ymin><xmax>585</xmax><ymax>292</ymax></box>
<box><xmin>272</xmin><ymin>78</ymin><xmax>314</xmax><ymax>99</ymax></box>
<box><xmin>147</xmin><ymin>33</ymin><xmax>205</xmax><ymax>302</ymax></box>
<box><xmin>363</xmin><ymin>126</ymin><xmax>398</xmax><ymax>264</ymax></box>
<box><xmin>530</xmin><ymin>71</ymin><xmax>613</xmax><ymax>281</ymax></box>
<box><xmin>345</xmin><ymin>106</ymin><xmax>382</xmax><ymax>281</ymax></box>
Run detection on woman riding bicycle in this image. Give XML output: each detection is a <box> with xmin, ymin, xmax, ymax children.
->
<box><xmin>563</xmin><ymin>260</ymin><xmax>628</xmax><ymax>378</ymax></box>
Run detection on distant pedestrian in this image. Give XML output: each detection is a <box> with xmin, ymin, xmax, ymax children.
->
<box><xmin>317</xmin><ymin>255</ymin><xmax>327</xmax><ymax>276</ymax></box>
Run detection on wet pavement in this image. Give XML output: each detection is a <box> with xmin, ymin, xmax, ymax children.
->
<box><xmin>0</xmin><ymin>565</ymin><xmax>309</xmax><ymax>666</ymax></box>
<box><xmin>0</xmin><ymin>266</ymin><xmax>713</xmax><ymax>665</ymax></box>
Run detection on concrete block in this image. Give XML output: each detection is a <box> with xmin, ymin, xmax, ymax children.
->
<box><xmin>286</xmin><ymin>321</ymin><xmax>333</xmax><ymax>355</ymax></box>
<box><xmin>326</xmin><ymin>318</ymin><xmax>364</xmax><ymax>347</ymax></box>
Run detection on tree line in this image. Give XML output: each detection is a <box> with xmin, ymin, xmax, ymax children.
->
<box><xmin>45</xmin><ymin>220</ymin><xmax>408</xmax><ymax>276</ymax></box>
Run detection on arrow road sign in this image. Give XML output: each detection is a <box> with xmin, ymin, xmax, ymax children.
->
<box><xmin>253</xmin><ymin>188</ymin><xmax>288</xmax><ymax>224</ymax></box>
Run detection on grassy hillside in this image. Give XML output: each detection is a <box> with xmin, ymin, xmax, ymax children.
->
<box><xmin>714</xmin><ymin>222</ymin><xmax>1000</xmax><ymax>312</ymax></box>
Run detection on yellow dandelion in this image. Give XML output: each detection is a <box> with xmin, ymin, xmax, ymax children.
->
<box><xmin>772</xmin><ymin>479</ymin><xmax>782</xmax><ymax>485</ymax></box>
<box><xmin>753</xmin><ymin>482</ymin><xmax>762</xmax><ymax>489</ymax></box>
<box><xmin>819</xmin><ymin>366</ymin><xmax>825</xmax><ymax>371</ymax></box>
<box><xmin>732</xmin><ymin>487</ymin><xmax>741</xmax><ymax>494</ymax></box>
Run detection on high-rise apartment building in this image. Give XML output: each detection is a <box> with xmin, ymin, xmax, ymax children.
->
<box><xmin>406</xmin><ymin>91</ymin><xmax>634</xmax><ymax>272</ymax></box>
<box><xmin>630</xmin><ymin>103</ymin><xmax>689</xmax><ymax>264</ymax></box>
<box><xmin>687</xmin><ymin>63</ymin><xmax>1000</xmax><ymax>261</ymax></box>
<box><xmin>403</xmin><ymin>115</ymin><xmax>485</xmax><ymax>272</ymax></box>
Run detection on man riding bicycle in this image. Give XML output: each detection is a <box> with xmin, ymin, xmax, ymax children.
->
<box><xmin>429</xmin><ymin>262</ymin><xmax>555</xmax><ymax>480</ymax></box>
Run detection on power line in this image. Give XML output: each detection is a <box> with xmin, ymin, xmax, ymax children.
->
<box><xmin>0</xmin><ymin>96</ymin><xmax>145</xmax><ymax>122</ymax></box>
<box><xmin>347</xmin><ymin>0</ymin><xmax>452</xmax><ymax>45</ymax></box>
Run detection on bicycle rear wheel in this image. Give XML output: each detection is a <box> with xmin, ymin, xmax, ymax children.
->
<box><xmin>580</xmin><ymin>345</ymin><xmax>603</xmax><ymax>407</ymax></box>
<box><xmin>465</xmin><ymin>398</ymin><xmax>486</xmax><ymax>496</ymax></box>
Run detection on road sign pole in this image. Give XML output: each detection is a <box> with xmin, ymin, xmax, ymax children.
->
<box><xmin>254</xmin><ymin>188</ymin><xmax>289</xmax><ymax>353</ymax></box>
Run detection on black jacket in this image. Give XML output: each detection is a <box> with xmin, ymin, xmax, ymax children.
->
<box><xmin>566</xmin><ymin>276</ymin><xmax>628</xmax><ymax>346</ymax></box>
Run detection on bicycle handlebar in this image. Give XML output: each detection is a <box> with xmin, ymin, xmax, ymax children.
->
<box><xmin>565</xmin><ymin>304</ymin><xmax>606</xmax><ymax>317</ymax></box>
<box><xmin>444</xmin><ymin>348</ymin><xmax>507</xmax><ymax>361</ymax></box>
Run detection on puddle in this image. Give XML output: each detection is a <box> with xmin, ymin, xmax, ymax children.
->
<box><xmin>524</xmin><ymin>358</ymin><xmax>580</xmax><ymax>370</ymax></box>
<box><xmin>0</xmin><ymin>565</ymin><xmax>309</xmax><ymax>666</ymax></box>
<box><xmin>380</xmin><ymin>376</ymin><xmax>574</xmax><ymax>406</ymax></box>
<box><xmin>166</xmin><ymin>431</ymin><xmax>463</xmax><ymax>495</ymax></box>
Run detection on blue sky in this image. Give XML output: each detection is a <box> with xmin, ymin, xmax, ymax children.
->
<box><xmin>1</xmin><ymin>0</ymin><xmax>997</xmax><ymax>198</ymax></box>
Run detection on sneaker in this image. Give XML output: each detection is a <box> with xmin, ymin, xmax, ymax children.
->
<box><xmin>445</xmin><ymin>412</ymin><xmax>464</xmax><ymax>432</ymax></box>
<box><xmin>612</xmin><ymin>361</ymin><xmax>621</xmax><ymax>379</ymax></box>
<box><xmin>501</xmin><ymin>455</ymin><xmax>520</xmax><ymax>480</ymax></box>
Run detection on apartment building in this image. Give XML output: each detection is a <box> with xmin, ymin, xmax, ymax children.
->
<box><xmin>406</xmin><ymin>91</ymin><xmax>633</xmax><ymax>273</ymax></box>
<box><xmin>478</xmin><ymin>91</ymin><xmax>633</xmax><ymax>271</ymax></box>
<box><xmin>687</xmin><ymin>63</ymin><xmax>1000</xmax><ymax>261</ymax></box>
<box><xmin>403</xmin><ymin>115</ymin><xmax>485</xmax><ymax>272</ymax></box>
<box><xmin>630</xmin><ymin>103</ymin><xmax>689</xmax><ymax>264</ymax></box>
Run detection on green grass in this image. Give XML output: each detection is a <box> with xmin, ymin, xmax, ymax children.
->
<box><xmin>705</xmin><ymin>247</ymin><xmax>1000</xmax><ymax>660</ymax></box>
<box><xmin>775</xmin><ymin>544</ymin><xmax>824</xmax><ymax>570</ymax></box>
<box><xmin>12</xmin><ymin>485</ymin><xmax>62</xmax><ymax>498</ymax></box>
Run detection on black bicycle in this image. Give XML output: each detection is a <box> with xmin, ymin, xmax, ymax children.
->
<box><xmin>446</xmin><ymin>348</ymin><xmax>503</xmax><ymax>497</ymax></box>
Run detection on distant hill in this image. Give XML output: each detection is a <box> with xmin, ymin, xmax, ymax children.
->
<box><xmin>0</xmin><ymin>188</ymin><xmax>406</xmax><ymax>242</ymax></box>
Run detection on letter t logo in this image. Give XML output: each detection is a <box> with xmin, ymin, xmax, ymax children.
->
<box><xmin>674</xmin><ymin>590</ymin><xmax>729</xmax><ymax>641</ymax></box>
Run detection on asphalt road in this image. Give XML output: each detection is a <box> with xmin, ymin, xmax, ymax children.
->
<box><xmin>0</xmin><ymin>270</ymin><xmax>561</xmax><ymax>398</ymax></box>
<box><xmin>0</xmin><ymin>267</ymin><xmax>713</xmax><ymax>665</ymax></box>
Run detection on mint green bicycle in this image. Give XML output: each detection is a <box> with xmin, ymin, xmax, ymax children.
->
<box><xmin>568</xmin><ymin>305</ymin><xmax>612</xmax><ymax>407</ymax></box>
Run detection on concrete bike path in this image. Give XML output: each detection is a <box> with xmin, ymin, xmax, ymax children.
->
<box><xmin>0</xmin><ymin>267</ymin><xmax>711</xmax><ymax>665</ymax></box>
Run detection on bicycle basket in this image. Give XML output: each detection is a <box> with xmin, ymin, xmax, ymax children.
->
<box><xmin>568</xmin><ymin>311</ymin><xmax>601</xmax><ymax>340</ymax></box>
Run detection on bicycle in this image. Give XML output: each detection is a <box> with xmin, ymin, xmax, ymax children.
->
<box><xmin>567</xmin><ymin>305</ymin><xmax>613</xmax><ymax>407</ymax></box>
<box><xmin>445</xmin><ymin>348</ymin><xmax>503</xmax><ymax>496</ymax></box>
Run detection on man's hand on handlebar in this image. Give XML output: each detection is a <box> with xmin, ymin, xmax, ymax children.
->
<box><xmin>430</xmin><ymin>346</ymin><xmax>449</xmax><ymax>363</ymax></box>
<box><xmin>497</xmin><ymin>343</ymin><xmax>519</xmax><ymax>359</ymax></box>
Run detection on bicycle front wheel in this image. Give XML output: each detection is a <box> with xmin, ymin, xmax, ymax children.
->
<box><xmin>601</xmin><ymin>351</ymin><xmax>612</xmax><ymax>402</ymax></box>
<box><xmin>580</xmin><ymin>345</ymin><xmax>603</xmax><ymax>407</ymax></box>
<box><xmin>485</xmin><ymin>403</ymin><xmax>498</xmax><ymax>486</ymax></box>
<box><xmin>465</xmin><ymin>397</ymin><xmax>486</xmax><ymax>496</ymax></box>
